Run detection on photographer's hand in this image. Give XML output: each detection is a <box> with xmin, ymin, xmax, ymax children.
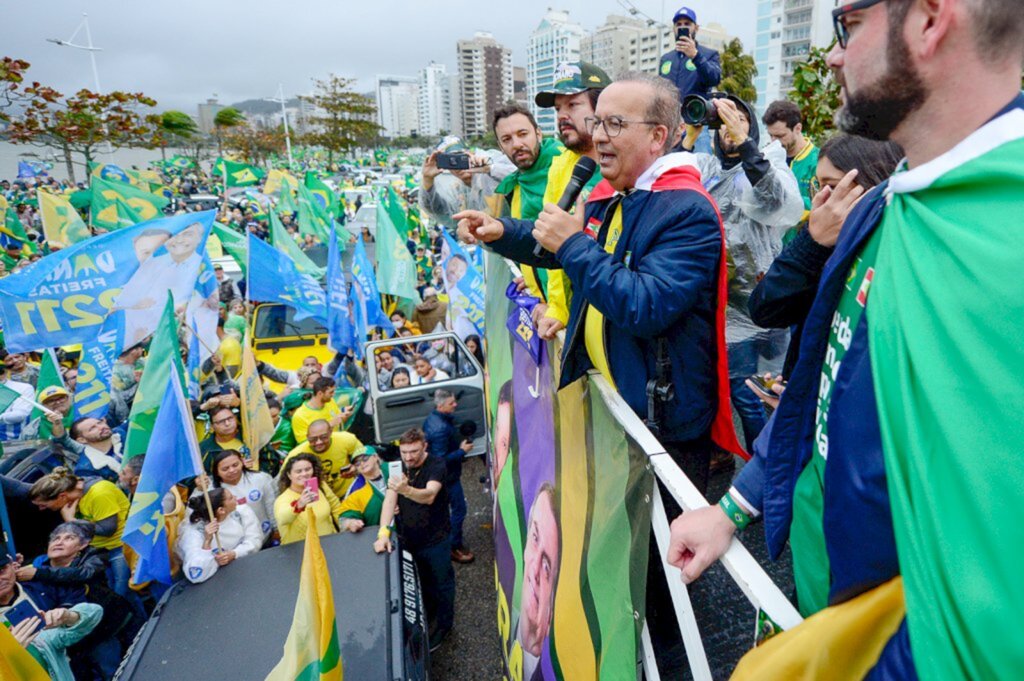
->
<box><xmin>422</xmin><ymin>152</ymin><xmax>441</xmax><ymax>192</ymax></box>
<box><xmin>682</xmin><ymin>124</ymin><xmax>703</xmax><ymax>151</ymax></box>
<box><xmin>676</xmin><ymin>36</ymin><xmax>698</xmax><ymax>59</ymax></box>
<box><xmin>716</xmin><ymin>99</ymin><xmax>750</xmax><ymax>148</ymax></box>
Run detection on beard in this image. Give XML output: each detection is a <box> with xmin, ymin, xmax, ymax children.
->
<box><xmin>835</xmin><ymin>16</ymin><xmax>927</xmax><ymax>140</ymax></box>
<box><xmin>511</xmin><ymin>143</ymin><xmax>540</xmax><ymax>170</ymax></box>
<box><xmin>559</xmin><ymin>123</ymin><xmax>594</xmax><ymax>154</ymax></box>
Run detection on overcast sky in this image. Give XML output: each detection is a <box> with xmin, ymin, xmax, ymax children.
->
<box><xmin>3</xmin><ymin>1</ymin><xmax>755</xmax><ymax>114</ymax></box>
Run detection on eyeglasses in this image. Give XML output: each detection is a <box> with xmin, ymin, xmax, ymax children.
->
<box><xmin>212</xmin><ymin>417</ymin><xmax>236</xmax><ymax>426</ymax></box>
<box><xmin>308</xmin><ymin>433</ymin><xmax>332</xmax><ymax>443</ymax></box>
<box><xmin>584</xmin><ymin>116</ymin><xmax>659</xmax><ymax>138</ymax></box>
<box><xmin>832</xmin><ymin>0</ymin><xmax>887</xmax><ymax>48</ymax></box>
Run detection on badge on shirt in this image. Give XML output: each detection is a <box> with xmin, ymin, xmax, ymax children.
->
<box><xmin>584</xmin><ymin>217</ymin><xmax>601</xmax><ymax>240</ymax></box>
<box><xmin>189</xmin><ymin>567</ymin><xmax>203</xmax><ymax>580</ymax></box>
<box><xmin>685</xmin><ymin>59</ymin><xmax>697</xmax><ymax>71</ymax></box>
<box><xmin>248</xmin><ymin>489</ymin><xmax>261</xmax><ymax>502</ymax></box>
<box><xmin>660</xmin><ymin>61</ymin><xmax>672</xmax><ymax>75</ymax></box>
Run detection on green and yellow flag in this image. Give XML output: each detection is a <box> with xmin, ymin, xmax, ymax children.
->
<box><xmin>305</xmin><ymin>172</ymin><xmax>338</xmax><ymax>219</ymax></box>
<box><xmin>239</xmin><ymin>342</ymin><xmax>275</xmax><ymax>470</ymax></box>
<box><xmin>38</xmin><ymin>188</ymin><xmax>91</xmax><ymax>248</ymax></box>
<box><xmin>265</xmin><ymin>508</ymin><xmax>343</xmax><ymax>681</ymax></box>
<box><xmin>270</xmin><ymin>210</ymin><xmax>325</xmax><ymax>279</ymax></box>
<box><xmin>0</xmin><ymin>620</ymin><xmax>50</xmax><ymax>681</ymax></box>
<box><xmin>124</xmin><ymin>298</ymin><xmax>185</xmax><ymax>460</ymax></box>
<box><xmin>215</xmin><ymin>159</ymin><xmax>266</xmax><ymax>187</ymax></box>
<box><xmin>213</xmin><ymin>223</ymin><xmax>248</xmax><ymax>275</ymax></box>
<box><xmin>31</xmin><ymin>348</ymin><xmax>71</xmax><ymax>440</ymax></box>
<box><xmin>264</xmin><ymin>169</ymin><xmax>300</xmax><ymax>196</ymax></box>
<box><xmin>89</xmin><ymin>176</ymin><xmax>170</xmax><ymax>228</ymax></box>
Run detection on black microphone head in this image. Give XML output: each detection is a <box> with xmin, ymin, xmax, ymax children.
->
<box><xmin>571</xmin><ymin>156</ymin><xmax>599</xmax><ymax>183</ymax></box>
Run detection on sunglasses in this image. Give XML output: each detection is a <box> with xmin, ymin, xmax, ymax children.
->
<box><xmin>832</xmin><ymin>0</ymin><xmax>887</xmax><ymax>48</ymax></box>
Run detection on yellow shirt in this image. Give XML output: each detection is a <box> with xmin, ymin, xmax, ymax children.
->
<box><xmin>274</xmin><ymin>486</ymin><xmax>343</xmax><ymax>545</ymax></box>
<box><xmin>282</xmin><ymin>432</ymin><xmax>363</xmax><ymax>498</ymax></box>
<box><xmin>583</xmin><ymin>203</ymin><xmax>624</xmax><ymax>390</ymax></box>
<box><xmin>78</xmin><ymin>480</ymin><xmax>130</xmax><ymax>550</ymax></box>
<box><xmin>217</xmin><ymin>335</ymin><xmax>242</xmax><ymax>373</ymax></box>
<box><xmin>290</xmin><ymin>400</ymin><xmax>342</xmax><ymax>444</ymax></box>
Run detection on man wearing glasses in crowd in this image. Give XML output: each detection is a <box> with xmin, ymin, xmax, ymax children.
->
<box><xmin>670</xmin><ymin>0</ymin><xmax>1024</xmax><ymax>677</ymax></box>
<box><xmin>455</xmin><ymin>72</ymin><xmax>743</xmax><ymax>491</ymax></box>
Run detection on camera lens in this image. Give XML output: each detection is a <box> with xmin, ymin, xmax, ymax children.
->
<box><xmin>682</xmin><ymin>96</ymin><xmax>708</xmax><ymax>125</ymax></box>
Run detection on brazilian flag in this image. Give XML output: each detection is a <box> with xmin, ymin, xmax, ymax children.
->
<box><xmin>304</xmin><ymin>172</ymin><xmax>338</xmax><ymax>219</ymax></box>
<box><xmin>89</xmin><ymin>176</ymin><xmax>169</xmax><ymax>228</ymax></box>
<box><xmin>213</xmin><ymin>158</ymin><xmax>266</xmax><ymax>187</ymax></box>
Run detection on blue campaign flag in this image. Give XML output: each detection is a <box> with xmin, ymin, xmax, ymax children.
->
<box><xmin>75</xmin><ymin>331</ymin><xmax>119</xmax><ymax>419</ymax></box>
<box><xmin>122</xmin><ymin>372</ymin><xmax>204</xmax><ymax>585</ymax></box>
<box><xmin>17</xmin><ymin>161</ymin><xmax>40</xmax><ymax>178</ymax></box>
<box><xmin>0</xmin><ymin>210</ymin><xmax>215</xmax><ymax>353</ymax></box>
<box><xmin>441</xmin><ymin>230</ymin><xmax>485</xmax><ymax>338</ymax></box>
<box><xmin>326</xmin><ymin>225</ymin><xmax>356</xmax><ymax>355</ymax></box>
<box><xmin>186</xmin><ymin>318</ymin><xmax>202</xmax><ymax>401</ymax></box>
<box><xmin>246</xmin><ymin>233</ymin><xmax>327</xmax><ymax>324</ymax></box>
<box><xmin>351</xmin><ymin>236</ymin><xmax>394</xmax><ymax>334</ymax></box>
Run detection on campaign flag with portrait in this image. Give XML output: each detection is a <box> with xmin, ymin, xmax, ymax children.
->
<box><xmin>440</xmin><ymin>230</ymin><xmax>485</xmax><ymax>338</ymax></box>
<box><xmin>247</xmin><ymin>232</ymin><xmax>327</xmax><ymax>324</ymax></box>
<box><xmin>0</xmin><ymin>210</ymin><xmax>214</xmax><ymax>353</ymax></box>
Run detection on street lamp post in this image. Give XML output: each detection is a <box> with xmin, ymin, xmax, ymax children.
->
<box><xmin>47</xmin><ymin>13</ymin><xmax>113</xmax><ymax>155</ymax></box>
<box><xmin>266</xmin><ymin>84</ymin><xmax>294</xmax><ymax>170</ymax></box>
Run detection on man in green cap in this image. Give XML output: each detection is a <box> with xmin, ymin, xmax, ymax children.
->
<box><xmin>270</xmin><ymin>390</ymin><xmax>307</xmax><ymax>453</ymax></box>
<box><xmin>532</xmin><ymin>61</ymin><xmax>611</xmax><ymax>340</ymax></box>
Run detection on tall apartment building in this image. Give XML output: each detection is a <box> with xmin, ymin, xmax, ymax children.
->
<box><xmin>456</xmin><ymin>32</ymin><xmax>514</xmax><ymax>138</ymax></box>
<box><xmin>446</xmin><ymin>73</ymin><xmax>464</xmax><ymax>138</ymax></box>
<box><xmin>527</xmin><ymin>9</ymin><xmax>585</xmax><ymax>134</ymax></box>
<box><xmin>418</xmin><ymin>62</ymin><xmax>449</xmax><ymax>137</ymax></box>
<box><xmin>754</xmin><ymin>0</ymin><xmax>835</xmax><ymax>109</ymax></box>
<box><xmin>196</xmin><ymin>97</ymin><xmax>225</xmax><ymax>134</ymax></box>
<box><xmin>582</xmin><ymin>16</ymin><xmax>735</xmax><ymax>79</ymax></box>
<box><xmin>375</xmin><ymin>75</ymin><xmax>420</xmax><ymax>138</ymax></box>
<box><xmin>513</xmin><ymin>66</ymin><xmax>528</xmax><ymax>108</ymax></box>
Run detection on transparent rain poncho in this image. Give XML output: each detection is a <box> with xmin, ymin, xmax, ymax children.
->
<box><xmin>690</xmin><ymin>139</ymin><xmax>805</xmax><ymax>345</ymax></box>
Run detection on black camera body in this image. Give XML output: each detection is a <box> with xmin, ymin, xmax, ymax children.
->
<box><xmin>435</xmin><ymin>152</ymin><xmax>471</xmax><ymax>171</ymax></box>
<box><xmin>676</xmin><ymin>26</ymin><xmax>691</xmax><ymax>40</ymax></box>
<box><xmin>682</xmin><ymin>92</ymin><xmax>729</xmax><ymax>130</ymax></box>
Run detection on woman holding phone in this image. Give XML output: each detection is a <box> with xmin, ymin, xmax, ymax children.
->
<box><xmin>273</xmin><ymin>454</ymin><xmax>344</xmax><ymax>545</ymax></box>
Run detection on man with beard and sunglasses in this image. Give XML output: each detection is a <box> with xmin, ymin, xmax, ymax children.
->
<box><xmin>531</xmin><ymin>61</ymin><xmax>610</xmax><ymax>340</ymax></box>
<box><xmin>670</xmin><ymin>0</ymin><xmax>1024</xmax><ymax>677</ymax></box>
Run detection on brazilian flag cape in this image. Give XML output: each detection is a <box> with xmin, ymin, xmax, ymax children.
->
<box><xmin>869</xmin><ymin>106</ymin><xmax>1024</xmax><ymax>679</ymax></box>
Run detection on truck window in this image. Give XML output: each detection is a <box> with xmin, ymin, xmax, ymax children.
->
<box><xmin>253</xmin><ymin>305</ymin><xmax>327</xmax><ymax>339</ymax></box>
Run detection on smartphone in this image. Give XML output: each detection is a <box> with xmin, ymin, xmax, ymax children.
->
<box><xmin>219</xmin><ymin>384</ymin><xmax>231</xmax><ymax>396</ymax></box>
<box><xmin>388</xmin><ymin>461</ymin><xmax>403</xmax><ymax>481</ymax></box>
<box><xmin>435</xmin><ymin>152</ymin><xmax>471</xmax><ymax>171</ymax></box>
<box><xmin>676</xmin><ymin>26</ymin><xmax>691</xmax><ymax>40</ymax></box>
<box><xmin>304</xmin><ymin>477</ymin><xmax>319</xmax><ymax>501</ymax></box>
<box><xmin>2</xmin><ymin>599</ymin><xmax>44</xmax><ymax>628</ymax></box>
<box><xmin>748</xmin><ymin>375</ymin><xmax>781</xmax><ymax>400</ymax></box>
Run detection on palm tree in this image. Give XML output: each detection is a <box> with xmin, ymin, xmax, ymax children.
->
<box><xmin>157</xmin><ymin>110</ymin><xmax>199</xmax><ymax>161</ymax></box>
<box><xmin>213</xmin><ymin>106</ymin><xmax>246</xmax><ymax>156</ymax></box>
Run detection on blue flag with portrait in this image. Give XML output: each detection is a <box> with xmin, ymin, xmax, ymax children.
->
<box><xmin>0</xmin><ymin>210</ymin><xmax>215</xmax><ymax>353</ymax></box>
<box><xmin>122</xmin><ymin>372</ymin><xmax>204</xmax><ymax>585</ymax></box>
<box><xmin>351</xmin><ymin>236</ymin><xmax>394</xmax><ymax>334</ymax></box>
<box><xmin>441</xmin><ymin>231</ymin><xmax>485</xmax><ymax>338</ymax></box>
<box><xmin>246</xmin><ymin>232</ymin><xmax>327</xmax><ymax>324</ymax></box>
<box><xmin>326</xmin><ymin>225</ymin><xmax>356</xmax><ymax>355</ymax></box>
<box><xmin>74</xmin><ymin>331</ymin><xmax>119</xmax><ymax>419</ymax></box>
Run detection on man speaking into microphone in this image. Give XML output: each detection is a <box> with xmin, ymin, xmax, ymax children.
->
<box><xmin>455</xmin><ymin>72</ymin><xmax>742</xmax><ymax>491</ymax></box>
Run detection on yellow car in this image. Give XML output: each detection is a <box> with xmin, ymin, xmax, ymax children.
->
<box><xmin>250</xmin><ymin>302</ymin><xmax>333</xmax><ymax>390</ymax></box>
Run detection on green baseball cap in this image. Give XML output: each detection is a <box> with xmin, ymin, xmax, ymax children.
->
<box><xmin>535</xmin><ymin>61</ymin><xmax>612</xmax><ymax>108</ymax></box>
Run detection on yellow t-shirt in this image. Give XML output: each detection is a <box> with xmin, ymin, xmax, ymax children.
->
<box><xmin>78</xmin><ymin>480</ymin><xmax>130</xmax><ymax>550</ymax></box>
<box><xmin>282</xmin><ymin>432</ymin><xmax>363</xmax><ymax>498</ymax></box>
<box><xmin>273</xmin><ymin>486</ymin><xmax>343</xmax><ymax>545</ymax></box>
<box><xmin>583</xmin><ymin>203</ymin><xmax>624</xmax><ymax>390</ymax></box>
<box><xmin>291</xmin><ymin>400</ymin><xmax>342</xmax><ymax>444</ymax></box>
<box><xmin>218</xmin><ymin>335</ymin><xmax>242</xmax><ymax>373</ymax></box>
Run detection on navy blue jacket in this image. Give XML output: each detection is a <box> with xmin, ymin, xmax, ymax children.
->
<box><xmin>489</xmin><ymin>166</ymin><xmax>728</xmax><ymax>444</ymax></box>
<box><xmin>423</xmin><ymin>409</ymin><xmax>464</xmax><ymax>483</ymax></box>
<box><xmin>658</xmin><ymin>45</ymin><xmax>721</xmax><ymax>102</ymax></box>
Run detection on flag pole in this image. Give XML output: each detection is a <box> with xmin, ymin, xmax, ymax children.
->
<box><xmin>200</xmin><ymin>483</ymin><xmax>223</xmax><ymax>552</ymax></box>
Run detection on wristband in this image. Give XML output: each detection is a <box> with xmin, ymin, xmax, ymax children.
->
<box><xmin>377</xmin><ymin>527</ymin><xmax>391</xmax><ymax>540</ymax></box>
<box><xmin>718</xmin><ymin>493</ymin><xmax>752</xmax><ymax>530</ymax></box>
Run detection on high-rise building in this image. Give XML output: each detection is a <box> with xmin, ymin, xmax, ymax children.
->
<box><xmin>196</xmin><ymin>97</ymin><xmax>225</xmax><ymax>134</ymax></box>
<box><xmin>513</xmin><ymin>66</ymin><xmax>528</xmax><ymax>108</ymax></box>
<box><xmin>375</xmin><ymin>75</ymin><xmax>420</xmax><ymax>138</ymax></box>
<box><xmin>527</xmin><ymin>9</ymin><xmax>585</xmax><ymax>134</ymax></box>
<box><xmin>446</xmin><ymin>73</ymin><xmax>464</xmax><ymax>137</ymax></box>
<box><xmin>456</xmin><ymin>32</ymin><xmax>513</xmax><ymax>138</ymax></box>
<box><xmin>581</xmin><ymin>16</ymin><xmax>735</xmax><ymax>80</ymax></box>
<box><xmin>418</xmin><ymin>62</ymin><xmax>449</xmax><ymax>137</ymax></box>
<box><xmin>754</xmin><ymin>0</ymin><xmax>835</xmax><ymax>110</ymax></box>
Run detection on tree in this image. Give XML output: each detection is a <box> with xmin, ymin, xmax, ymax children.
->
<box><xmin>213</xmin><ymin>106</ymin><xmax>245</xmax><ymax>156</ymax></box>
<box><xmin>222</xmin><ymin>124</ymin><xmax>286</xmax><ymax>166</ymax></box>
<box><xmin>300</xmin><ymin>74</ymin><xmax>381</xmax><ymax>164</ymax></box>
<box><xmin>157</xmin><ymin>110</ymin><xmax>199</xmax><ymax>159</ymax></box>
<box><xmin>718</xmin><ymin>38</ymin><xmax>757</xmax><ymax>104</ymax></box>
<box><xmin>0</xmin><ymin>57</ymin><xmax>35</xmax><ymax>123</ymax></box>
<box><xmin>788</xmin><ymin>44</ymin><xmax>842</xmax><ymax>141</ymax></box>
<box><xmin>6</xmin><ymin>85</ymin><xmax>157</xmax><ymax>183</ymax></box>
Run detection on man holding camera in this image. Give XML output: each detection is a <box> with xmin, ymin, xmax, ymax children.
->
<box><xmin>455</xmin><ymin>73</ymin><xmax>743</xmax><ymax>491</ymax></box>
<box><xmin>659</xmin><ymin>7</ymin><xmax>721</xmax><ymax>109</ymax></box>
<box><xmin>531</xmin><ymin>61</ymin><xmax>611</xmax><ymax>339</ymax></box>
<box><xmin>680</xmin><ymin>95</ymin><xmax>804</xmax><ymax>454</ymax></box>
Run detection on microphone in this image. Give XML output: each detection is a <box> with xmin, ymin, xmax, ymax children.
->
<box><xmin>534</xmin><ymin>156</ymin><xmax>599</xmax><ymax>257</ymax></box>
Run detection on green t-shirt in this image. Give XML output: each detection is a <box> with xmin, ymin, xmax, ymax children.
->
<box><xmin>790</xmin><ymin>142</ymin><xmax>819</xmax><ymax>212</ymax></box>
<box><xmin>789</xmin><ymin>221</ymin><xmax>881</xmax><ymax>617</ymax></box>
